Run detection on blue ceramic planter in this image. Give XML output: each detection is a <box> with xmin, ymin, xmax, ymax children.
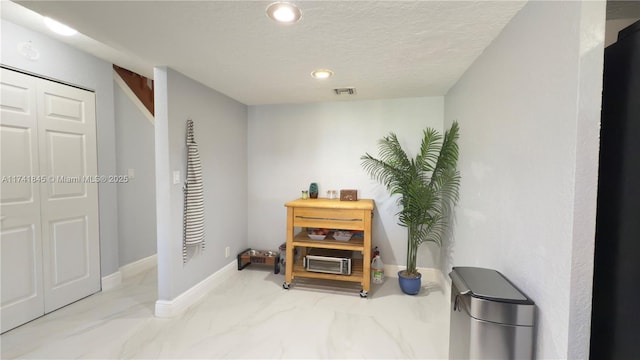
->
<box><xmin>398</xmin><ymin>270</ymin><xmax>422</xmax><ymax>295</ymax></box>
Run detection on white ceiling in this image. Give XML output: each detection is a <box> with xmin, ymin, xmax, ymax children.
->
<box><xmin>3</xmin><ymin>1</ymin><xmax>542</xmax><ymax>105</ymax></box>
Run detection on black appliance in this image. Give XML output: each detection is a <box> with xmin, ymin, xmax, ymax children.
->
<box><xmin>590</xmin><ymin>20</ymin><xmax>640</xmax><ymax>359</ymax></box>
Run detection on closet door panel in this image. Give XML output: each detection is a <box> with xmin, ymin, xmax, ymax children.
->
<box><xmin>1</xmin><ymin>126</ymin><xmax>36</xmax><ymax>203</ymax></box>
<box><xmin>49</xmin><ymin>216</ymin><xmax>89</xmax><ymax>287</ymax></box>
<box><xmin>1</xmin><ymin>226</ymin><xmax>39</xmax><ymax>302</ymax></box>
<box><xmin>45</xmin><ymin>131</ymin><xmax>87</xmax><ymax>198</ymax></box>
<box><xmin>0</xmin><ymin>68</ymin><xmax>45</xmax><ymax>333</ymax></box>
<box><xmin>37</xmin><ymin>78</ymin><xmax>100</xmax><ymax>313</ymax></box>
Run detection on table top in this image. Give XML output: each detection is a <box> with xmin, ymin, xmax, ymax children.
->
<box><xmin>285</xmin><ymin>198</ymin><xmax>374</xmax><ymax>210</ymax></box>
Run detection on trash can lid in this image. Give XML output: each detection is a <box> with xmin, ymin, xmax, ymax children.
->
<box><xmin>450</xmin><ymin>267</ymin><xmax>533</xmax><ymax>304</ymax></box>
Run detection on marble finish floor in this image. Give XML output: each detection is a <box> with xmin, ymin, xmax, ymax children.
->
<box><xmin>1</xmin><ymin>267</ymin><xmax>450</xmax><ymax>359</ymax></box>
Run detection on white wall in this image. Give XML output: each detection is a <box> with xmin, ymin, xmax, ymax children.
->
<box><xmin>247</xmin><ymin>97</ymin><xmax>443</xmax><ymax>269</ymax></box>
<box><xmin>113</xmin><ymin>80</ymin><xmax>157</xmax><ymax>266</ymax></box>
<box><xmin>154</xmin><ymin>67</ymin><xmax>248</xmax><ymax>300</ymax></box>
<box><xmin>1</xmin><ymin>19</ymin><xmax>120</xmax><ymax>276</ymax></box>
<box><xmin>444</xmin><ymin>1</ymin><xmax>605</xmax><ymax>359</ymax></box>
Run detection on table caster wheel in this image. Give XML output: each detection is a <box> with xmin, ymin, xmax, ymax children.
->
<box><xmin>359</xmin><ymin>290</ymin><xmax>368</xmax><ymax>298</ymax></box>
<box><xmin>282</xmin><ymin>282</ymin><xmax>291</xmax><ymax>290</ymax></box>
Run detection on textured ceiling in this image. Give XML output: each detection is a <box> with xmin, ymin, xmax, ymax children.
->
<box><xmin>6</xmin><ymin>1</ymin><xmax>530</xmax><ymax>105</ymax></box>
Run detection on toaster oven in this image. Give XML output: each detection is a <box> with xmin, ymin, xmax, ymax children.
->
<box><xmin>303</xmin><ymin>249</ymin><xmax>352</xmax><ymax>275</ymax></box>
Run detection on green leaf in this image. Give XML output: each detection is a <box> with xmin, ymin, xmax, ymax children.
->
<box><xmin>361</xmin><ymin>122</ymin><xmax>461</xmax><ymax>271</ymax></box>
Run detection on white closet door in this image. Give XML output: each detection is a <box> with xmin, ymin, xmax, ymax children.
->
<box><xmin>37</xmin><ymin>78</ymin><xmax>100</xmax><ymax>313</ymax></box>
<box><xmin>0</xmin><ymin>69</ymin><xmax>45</xmax><ymax>333</ymax></box>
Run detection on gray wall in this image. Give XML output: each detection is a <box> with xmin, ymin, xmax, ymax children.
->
<box><xmin>247</xmin><ymin>97</ymin><xmax>444</xmax><ymax>268</ymax></box>
<box><xmin>154</xmin><ymin>67</ymin><xmax>248</xmax><ymax>300</ymax></box>
<box><xmin>1</xmin><ymin>19</ymin><xmax>120</xmax><ymax>276</ymax></box>
<box><xmin>113</xmin><ymin>82</ymin><xmax>157</xmax><ymax>266</ymax></box>
<box><xmin>444</xmin><ymin>1</ymin><xmax>605</xmax><ymax>359</ymax></box>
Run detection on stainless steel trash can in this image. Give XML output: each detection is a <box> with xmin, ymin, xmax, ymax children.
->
<box><xmin>449</xmin><ymin>267</ymin><xmax>535</xmax><ymax>359</ymax></box>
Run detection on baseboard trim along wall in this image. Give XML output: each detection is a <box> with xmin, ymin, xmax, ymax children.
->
<box><xmin>438</xmin><ymin>268</ymin><xmax>452</xmax><ymax>296</ymax></box>
<box><xmin>155</xmin><ymin>260</ymin><xmax>237</xmax><ymax>318</ymax></box>
<box><xmin>101</xmin><ymin>253</ymin><xmax>158</xmax><ymax>291</ymax></box>
<box><xmin>101</xmin><ymin>271</ymin><xmax>123</xmax><ymax>291</ymax></box>
<box><xmin>121</xmin><ymin>254</ymin><xmax>158</xmax><ymax>279</ymax></box>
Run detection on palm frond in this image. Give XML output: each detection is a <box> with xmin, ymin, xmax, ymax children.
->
<box><xmin>361</xmin><ymin>155</ymin><xmax>400</xmax><ymax>190</ymax></box>
<box><xmin>432</xmin><ymin>122</ymin><xmax>460</xmax><ymax>178</ymax></box>
<box><xmin>415</xmin><ymin>128</ymin><xmax>442</xmax><ymax>177</ymax></box>
<box><xmin>378</xmin><ymin>133</ymin><xmax>412</xmax><ymax>172</ymax></box>
<box><xmin>361</xmin><ymin>122</ymin><xmax>461</xmax><ymax>274</ymax></box>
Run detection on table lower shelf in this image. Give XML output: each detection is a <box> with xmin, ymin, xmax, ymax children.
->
<box><xmin>291</xmin><ymin>259</ymin><xmax>364</xmax><ymax>283</ymax></box>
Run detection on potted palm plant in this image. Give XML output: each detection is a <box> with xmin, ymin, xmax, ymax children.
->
<box><xmin>361</xmin><ymin>122</ymin><xmax>460</xmax><ymax>295</ymax></box>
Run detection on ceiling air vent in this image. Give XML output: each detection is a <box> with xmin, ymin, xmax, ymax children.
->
<box><xmin>333</xmin><ymin>88</ymin><xmax>356</xmax><ymax>95</ymax></box>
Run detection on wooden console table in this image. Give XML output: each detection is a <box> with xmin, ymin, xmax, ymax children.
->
<box><xmin>282</xmin><ymin>198</ymin><xmax>374</xmax><ymax>297</ymax></box>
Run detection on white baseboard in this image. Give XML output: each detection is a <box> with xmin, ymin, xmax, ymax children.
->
<box><xmin>155</xmin><ymin>260</ymin><xmax>236</xmax><ymax>318</ymax></box>
<box><xmin>383</xmin><ymin>264</ymin><xmax>403</xmax><ymax>278</ymax></box>
<box><xmin>438</xmin><ymin>268</ymin><xmax>452</xmax><ymax>296</ymax></box>
<box><xmin>101</xmin><ymin>254</ymin><xmax>157</xmax><ymax>292</ymax></box>
<box><xmin>120</xmin><ymin>254</ymin><xmax>157</xmax><ymax>279</ymax></box>
<box><xmin>101</xmin><ymin>271</ymin><xmax>122</xmax><ymax>291</ymax></box>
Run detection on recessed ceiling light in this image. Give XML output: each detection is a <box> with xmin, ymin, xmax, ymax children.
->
<box><xmin>311</xmin><ymin>69</ymin><xmax>334</xmax><ymax>79</ymax></box>
<box><xmin>266</xmin><ymin>2</ymin><xmax>302</xmax><ymax>24</ymax></box>
<box><xmin>43</xmin><ymin>17</ymin><xmax>77</xmax><ymax>36</ymax></box>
